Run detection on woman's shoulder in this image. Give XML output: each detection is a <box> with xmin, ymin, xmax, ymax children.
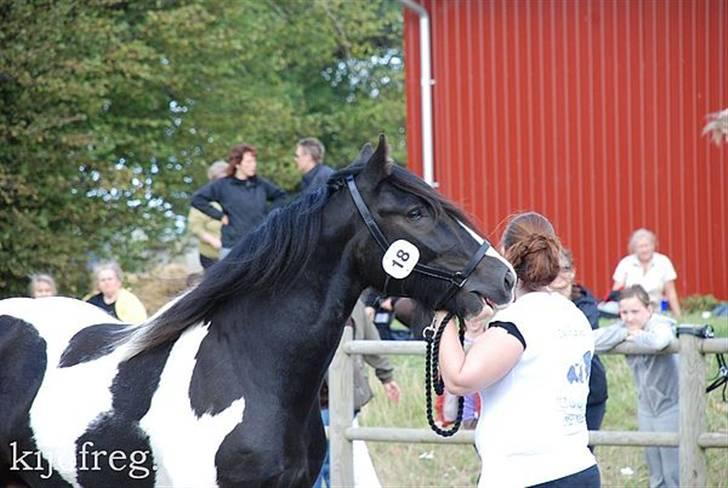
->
<box><xmin>494</xmin><ymin>292</ymin><xmax>575</xmax><ymax>323</ymax></box>
<box><xmin>652</xmin><ymin>252</ymin><xmax>675</xmax><ymax>265</ymax></box>
<box><xmin>118</xmin><ymin>288</ymin><xmax>144</xmax><ymax>304</ymax></box>
<box><xmin>615</xmin><ymin>253</ymin><xmax>637</xmax><ymax>268</ymax></box>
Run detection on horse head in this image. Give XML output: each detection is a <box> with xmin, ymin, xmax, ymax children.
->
<box><xmin>344</xmin><ymin>135</ymin><xmax>515</xmax><ymax>320</ymax></box>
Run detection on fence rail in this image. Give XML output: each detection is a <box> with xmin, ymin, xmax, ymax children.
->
<box><xmin>328</xmin><ymin>326</ymin><xmax>728</xmax><ymax>487</ymax></box>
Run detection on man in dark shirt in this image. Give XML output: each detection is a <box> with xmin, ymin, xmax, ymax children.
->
<box><xmin>294</xmin><ymin>137</ymin><xmax>335</xmax><ymax>194</ymax></box>
<box><xmin>191</xmin><ymin>143</ymin><xmax>287</xmax><ymax>259</ymax></box>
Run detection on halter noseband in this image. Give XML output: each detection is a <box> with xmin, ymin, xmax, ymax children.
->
<box><xmin>346</xmin><ymin>175</ymin><xmax>491</xmax><ymax>308</ymax></box>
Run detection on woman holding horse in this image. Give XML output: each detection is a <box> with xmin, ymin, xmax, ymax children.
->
<box><xmin>439</xmin><ymin>212</ymin><xmax>598</xmax><ymax>487</ymax></box>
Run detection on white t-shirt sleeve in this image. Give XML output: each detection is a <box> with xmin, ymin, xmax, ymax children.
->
<box><xmin>612</xmin><ymin>256</ymin><xmax>630</xmax><ymax>283</ymax></box>
<box><xmin>659</xmin><ymin>254</ymin><xmax>677</xmax><ymax>282</ymax></box>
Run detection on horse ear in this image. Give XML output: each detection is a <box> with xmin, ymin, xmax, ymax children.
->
<box><xmin>355</xmin><ymin>143</ymin><xmax>375</xmax><ymax>164</ymax></box>
<box><xmin>359</xmin><ymin>134</ymin><xmax>393</xmax><ymax>189</ymax></box>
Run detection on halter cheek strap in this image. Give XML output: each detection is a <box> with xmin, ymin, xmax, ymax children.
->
<box><xmin>346</xmin><ymin>175</ymin><xmax>491</xmax><ymax>308</ymax></box>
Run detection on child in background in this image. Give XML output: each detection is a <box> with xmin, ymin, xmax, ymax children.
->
<box><xmin>594</xmin><ymin>284</ymin><xmax>678</xmax><ymax>488</ymax></box>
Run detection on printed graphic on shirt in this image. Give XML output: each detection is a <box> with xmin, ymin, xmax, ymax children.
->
<box><xmin>560</xmin><ymin>350</ymin><xmax>592</xmax><ymax>432</ymax></box>
<box><xmin>567</xmin><ymin>351</ymin><xmax>593</xmax><ymax>384</ymax></box>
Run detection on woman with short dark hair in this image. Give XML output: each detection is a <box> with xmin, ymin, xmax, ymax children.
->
<box><xmin>192</xmin><ymin>143</ymin><xmax>287</xmax><ymax>260</ymax></box>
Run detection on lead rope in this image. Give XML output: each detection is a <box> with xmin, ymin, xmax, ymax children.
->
<box><xmin>424</xmin><ymin>311</ymin><xmax>466</xmax><ymax>436</ymax></box>
<box><xmin>706</xmin><ymin>353</ymin><xmax>728</xmax><ymax>402</ymax></box>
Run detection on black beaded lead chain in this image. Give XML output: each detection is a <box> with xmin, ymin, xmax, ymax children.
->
<box><xmin>424</xmin><ymin>311</ymin><xmax>466</xmax><ymax>437</ymax></box>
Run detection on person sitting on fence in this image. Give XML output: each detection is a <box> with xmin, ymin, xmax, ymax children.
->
<box><xmin>29</xmin><ymin>273</ymin><xmax>57</xmax><ymax>298</ymax></box>
<box><xmin>85</xmin><ymin>261</ymin><xmax>148</xmax><ymax>325</ymax></box>
<box><xmin>315</xmin><ymin>297</ymin><xmax>401</xmax><ymax>488</ymax></box>
<box><xmin>550</xmin><ymin>248</ymin><xmax>609</xmax><ymax>449</ymax></box>
<box><xmin>436</xmin><ymin>315</ymin><xmax>487</xmax><ymax>430</ymax></box>
<box><xmin>594</xmin><ymin>284</ymin><xmax>679</xmax><ymax>488</ymax></box>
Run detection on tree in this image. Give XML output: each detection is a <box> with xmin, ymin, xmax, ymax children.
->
<box><xmin>0</xmin><ymin>0</ymin><xmax>405</xmax><ymax>297</ymax></box>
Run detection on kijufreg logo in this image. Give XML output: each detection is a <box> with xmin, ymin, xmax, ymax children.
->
<box><xmin>9</xmin><ymin>441</ymin><xmax>154</xmax><ymax>480</ymax></box>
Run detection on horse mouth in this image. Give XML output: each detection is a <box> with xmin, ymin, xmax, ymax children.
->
<box><xmin>455</xmin><ymin>292</ymin><xmax>497</xmax><ymax>320</ymax></box>
<box><xmin>478</xmin><ymin>296</ymin><xmax>496</xmax><ymax>318</ymax></box>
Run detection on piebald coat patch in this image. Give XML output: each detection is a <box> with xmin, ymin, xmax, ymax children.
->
<box><xmin>1</xmin><ymin>298</ymin><xmax>246</xmax><ymax>488</ymax></box>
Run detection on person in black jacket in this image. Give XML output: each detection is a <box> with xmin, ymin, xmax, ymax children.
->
<box><xmin>294</xmin><ymin>137</ymin><xmax>335</xmax><ymax>194</ymax></box>
<box><xmin>551</xmin><ymin>248</ymin><xmax>608</xmax><ymax>450</ymax></box>
<box><xmin>191</xmin><ymin>143</ymin><xmax>287</xmax><ymax>259</ymax></box>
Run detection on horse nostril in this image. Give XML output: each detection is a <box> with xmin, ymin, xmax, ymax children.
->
<box><xmin>504</xmin><ymin>270</ymin><xmax>516</xmax><ymax>290</ymax></box>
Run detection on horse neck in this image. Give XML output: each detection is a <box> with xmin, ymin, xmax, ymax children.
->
<box><xmin>209</xmin><ymin>199</ymin><xmax>367</xmax><ymax>404</ymax></box>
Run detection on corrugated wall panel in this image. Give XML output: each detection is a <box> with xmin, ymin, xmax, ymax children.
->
<box><xmin>404</xmin><ymin>0</ymin><xmax>727</xmax><ymax>299</ymax></box>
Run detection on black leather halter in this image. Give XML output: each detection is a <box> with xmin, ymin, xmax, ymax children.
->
<box><xmin>346</xmin><ymin>175</ymin><xmax>491</xmax><ymax>308</ymax></box>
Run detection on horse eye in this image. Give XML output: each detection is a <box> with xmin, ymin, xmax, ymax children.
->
<box><xmin>407</xmin><ymin>208</ymin><xmax>424</xmax><ymax>221</ymax></box>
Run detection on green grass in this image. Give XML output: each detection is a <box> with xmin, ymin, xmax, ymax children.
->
<box><xmin>359</xmin><ymin>312</ymin><xmax>728</xmax><ymax>487</ymax></box>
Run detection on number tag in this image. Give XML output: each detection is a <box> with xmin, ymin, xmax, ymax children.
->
<box><xmin>382</xmin><ymin>239</ymin><xmax>420</xmax><ymax>279</ymax></box>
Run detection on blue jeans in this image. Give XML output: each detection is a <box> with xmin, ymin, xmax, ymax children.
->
<box><xmin>312</xmin><ymin>408</ymin><xmax>330</xmax><ymax>488</ymax></box>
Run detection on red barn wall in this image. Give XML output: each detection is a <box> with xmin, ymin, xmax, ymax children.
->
<box><xmin>404</xmin><ymin>0</ymin><xmax>727</xmax><ymax>300</ymax></box>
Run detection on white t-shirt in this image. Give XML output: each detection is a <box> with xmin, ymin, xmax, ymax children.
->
<box><xmin>612</xmin><ymin>252</ymin><xmax>677</xmax><ymax>306</ymax></box>
<box><xmin>475</xmin><ymin>292</ymin><xmax>596</xmax><ymax>487</ymax></box>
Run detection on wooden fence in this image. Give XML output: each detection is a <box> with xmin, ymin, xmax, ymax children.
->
<box><xmin>328</xmin><ymin>325</ymin><xmax>728</xmax><ymax>487</ymax></box>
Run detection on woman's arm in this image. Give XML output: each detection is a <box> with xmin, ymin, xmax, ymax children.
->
<box><xmin>664</xmin><ymin>280</ymin><xmax>682</xmax><ymax>318</ymax></box>
<box><xmin>612</xmin><ymin>280</ymin><xmax>625</xmax><ymax>291</ymax></box>
<box><xmin>438</xmin><ymin>319</ymin><xmax>524</xmax><ymax>396</ymax></box>
<box><xmin>191</xmin><ymin>181</ymin><xmax>225</xmax><ymax>220</ymax></box>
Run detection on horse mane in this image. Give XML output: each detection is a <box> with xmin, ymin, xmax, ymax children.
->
<box><xmin>387</xmin><ymin>164</ymin><xmax>475</xmax><ymax>229</ymax></box>
<box><xmin>123</xmin><ymin>161</ymin><xmax>477</xmax><ymax>357</ymax></box>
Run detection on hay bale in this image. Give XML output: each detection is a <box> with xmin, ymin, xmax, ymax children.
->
<box><xmin>128</xmin><ymin>263</ymin><xmax>192</xmax><ymax>315</ymax></box>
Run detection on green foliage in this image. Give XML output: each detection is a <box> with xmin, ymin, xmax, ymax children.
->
<box><xmin>681</xmin><ymin>294</ymin><xmax>721</xmax><ymax>314</ymax></box>
<box><xmin>0</xmin><ymin>0</ymin><xmax>405</xmax><ymax>297</ymax></box>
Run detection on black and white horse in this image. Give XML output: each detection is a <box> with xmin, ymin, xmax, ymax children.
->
<box><xmin>0</xmin><ymin>137</ymin><xmax>515</xmax><ymax>487</ymax></box>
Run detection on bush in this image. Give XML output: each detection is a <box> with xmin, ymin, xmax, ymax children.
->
<box><xmin>681</xmin><ymin>294</ymin><xmax>720</xmax><ymax>313</ymax></box>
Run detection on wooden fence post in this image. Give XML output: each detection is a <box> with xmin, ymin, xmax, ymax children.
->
<box><xmin>678</xmin><ymin>325</ymin><xmax>707</xmax><ymax>487</ymax></box>
<box><xmin>329</xmin><ymin>326</ymin><xmax>354</xmax><ymax>487</ymax></box>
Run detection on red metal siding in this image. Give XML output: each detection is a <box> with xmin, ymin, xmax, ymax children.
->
<box><xmin>404</xmin><ymin>0</ymin><xmax>727</xmax><ymax>299</ymax></box>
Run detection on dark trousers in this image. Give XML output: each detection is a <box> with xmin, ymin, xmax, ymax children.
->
<box><xmin>529</xmin><ymin>464</ymin><xmax>601</xmax><ymax>488</ymax></box>
<box><xmin>586</xmin><ymin>401</ymin><xmax>606</xmax><ymax>432</ymax></box>
<box><xmin>586</xmin><ymin>401</ymin><xmax>607</xmax><ymax>452</ymax></box>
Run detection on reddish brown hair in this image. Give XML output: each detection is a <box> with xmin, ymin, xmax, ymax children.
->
<box><xmin>226</xmin><ymin>143</ymin><xmax>257</xmax><ymax>176</ymax></box>
<box><xmin>501</xmin><ymin>212</ymin><xmax>561</xmax><ymax>292</ymax></box>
